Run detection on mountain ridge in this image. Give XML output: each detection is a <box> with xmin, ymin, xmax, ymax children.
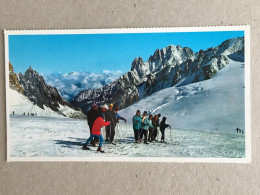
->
<box><xmin>72</xmin><ymin>36</ymin><xmax>244</xmax><ymax>112</ymax></box>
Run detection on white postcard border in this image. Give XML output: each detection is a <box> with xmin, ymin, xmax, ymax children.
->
<box><xmin>5</xmin><ymin>26</ymin><xmax>251</xmax><ymax>163</ymax></box>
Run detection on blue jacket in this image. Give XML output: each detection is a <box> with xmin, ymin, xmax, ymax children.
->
<box><xmin>132</xmin><ymin>115</ymin><xmax>142</xmax><ymax>130</ymax></box>
<box><xmin>142</xmin><ymin>118</ymin><xmax>154</xmax><ymax>131</ymax></box>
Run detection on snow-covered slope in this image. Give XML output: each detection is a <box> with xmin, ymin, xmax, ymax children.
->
<box><xmin>9</xmin><ymin>89</ymin><xmax>84</xmax><ymax>118</ymax></box>
<box><xmin>119</xmin><ymin>60</ymin><xmax>245</xmax><ymax>131</ymax></box>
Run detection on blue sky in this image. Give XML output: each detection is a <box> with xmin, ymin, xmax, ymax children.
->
<box><xmin>9</xmin><ymin>31</ymin><xmax>244</xmax><ymax>74</ymax></box>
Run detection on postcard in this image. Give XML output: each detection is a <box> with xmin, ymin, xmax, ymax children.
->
<box><xmin>5</xmin><ymin>26</ymin><xmax>250</xmax><ymax>162</ymax></box>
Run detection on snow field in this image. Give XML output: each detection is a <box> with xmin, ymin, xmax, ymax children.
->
<box><xmin>9</xmin><ymin>115</ymin><xmax>245</xmax><ymax>158</ymax></box>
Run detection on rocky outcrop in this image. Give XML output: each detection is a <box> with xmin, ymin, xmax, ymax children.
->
<box><xmin>72</xmin><ymin>73</ymin><xmax>139</xmax><ymax>113</ymax></box>
<box><xmin>9</xmin><ymin>62</ymin><xmax>24</xmax><ymax>93</ymax></box>
<box><xmin>18</xmin><ymin>67</ymin><xmax>71</xmax><ymax>112</ymax></box>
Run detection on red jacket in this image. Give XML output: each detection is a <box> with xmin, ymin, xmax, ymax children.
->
<box><xmin>91</xmin><ymin>116</ymin><xmax>110</xmax><ymax>135</ymax></box>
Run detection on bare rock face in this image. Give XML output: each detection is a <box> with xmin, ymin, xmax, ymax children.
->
<box><xmin>18</xmin><ymin>66</ymin><xmax>70</xmax><ymax>112</ymax></box>
<box><xmin>72</xmin><ymin>37</ymin><xmax>244</xmax><ymax>111</ymax></box>
<box><xmin>72</xmin><ymin>73</ymin><xmax>140</xmax><ymax>113</ymax></box>
<box><xmin>9</xmin><ymin>62</ymin><xmax>24</xmax><ymax>93</ymax></box>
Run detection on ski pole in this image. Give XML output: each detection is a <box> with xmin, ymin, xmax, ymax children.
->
<box><xmin>170</xmin><ymin>127</ymin><xmax>173</xmax><ymax>142</ymax></box>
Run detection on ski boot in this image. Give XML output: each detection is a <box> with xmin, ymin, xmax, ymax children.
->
<box><xmin>110</xmin><ymin>141</ymin><xmax>116</xmax><ymax>145</ymax></box>
<box><xmin>82</xmin><ymin>144</ymin><xmax>90</xmax><ymax>150</ymax></box>
<box><xmin>97</xmin><ymin>146</ymin><xmax>105</xmax><ymax>153</ymax></box>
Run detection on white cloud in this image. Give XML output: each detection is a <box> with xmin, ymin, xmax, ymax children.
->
<box><xmin>43</xmin><ymin>70</ymin><xmax>124</xmax><ymax>100</ymax></box>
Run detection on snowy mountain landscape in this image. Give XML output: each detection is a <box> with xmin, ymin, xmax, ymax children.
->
<box><xmin>8</xmin><ymin>35</ymin><xmax>247</xmax><ymax>160</ymax></box>
<box><xmin>119</xmin><ymin>60</ymin><xmax>245</xmax><ymax>131</ymax></box>
<box><xmin>72</xmin><ymin>37</ymin><xmax>244</xmax><ymax>113</ymax></box>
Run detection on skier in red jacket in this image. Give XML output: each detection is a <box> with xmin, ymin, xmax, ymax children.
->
<box><xmin>82</xmin><ymin>104</ymin><xmax>110</xmax><ymax>153</ymax></box>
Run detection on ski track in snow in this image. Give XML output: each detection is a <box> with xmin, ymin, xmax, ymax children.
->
<box><xmin>10</xmin><ymin>115</ymin><xmax>245</xmax><ymax>158</ymax></box>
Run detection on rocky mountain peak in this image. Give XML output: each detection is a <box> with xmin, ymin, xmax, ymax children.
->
<box><xmin>9</xmin><ymin>61</ymin><xmax>24</xmax><ymax>93</ymax></box>
<box><xmin>18</xmin><ymin>67</ymin><xmax>70</xmax><ymax>112</ymax></box>
<box><xmin>131</xmin><ymin>57</ymin><xmax>144</xmax><ymax>71</ymax></box>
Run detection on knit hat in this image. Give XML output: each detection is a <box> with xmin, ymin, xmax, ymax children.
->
<box><xmin>101</xmin><ymin>104</ymin><xmax>108</xmax><ymax>110</ymax></box>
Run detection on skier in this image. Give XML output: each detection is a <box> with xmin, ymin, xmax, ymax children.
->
<box><xmin>114</xmin><ymin>106</ymin><xmax>127</xmax><ymax>123</ymax></box>
<box><xmin>236</xmin><ymin>128</ymin><xmax>241</xmax><ymax>133</ymax></box>
<box><xmin>139</xmin><ymin>111</ymin><xmax>148</xmax><ymax>141</ymax></box>
<box><xmin>142</xmin><ymin>114</ymin><xmax>154</xmax><ymax>144</ymax></box>
<box><xmin>160</xmin><ymin>117</ymin><xmax>170</xmax><ymax>143</ymax></box>
<box><xmin>82</xmin><ymin>104</ymin><xmax>110</xmax><ymax>152</ymax></box>
<box><xmin>149</xmin><ymin>115</ymin><xmax>159</xmax><ymax>142</ymax></box>
<box><xmin>87</xmin><ymin>103</ymin><xmax>100</xmax><ymax>146</ymax></box>
<box><xmin>105</xmin><ymin>104</ymin><xmax>117</xmax><ymax>145</ymax></box>
<box><xmin>132</xmin><ymin>109</ymin><xmax>142</xmax><ymax>143</ymax></box>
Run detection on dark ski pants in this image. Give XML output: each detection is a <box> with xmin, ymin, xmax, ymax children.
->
<box><xmin>143</xmin><ymin>130</ymin><xmax>148</xmax><ymax>143</ymax></box>
<box><xmin>148</xmin><ymin>129</ymin><xmax>153</xmax><ymax>141</ymax></box>
<box><xmin>106</xmin><ymin>125</ymin><xmax>115</xmax><ymax>142</ymax></box>
<box><xmin>160</xmin><ymin>129</ymin><xmax>165</xmax><ymax>141</ymax></box>
<box><xmin>140</xmin><ymin>129</ymin><xmax>148</xmax><ymax>143</ymax></box>
<box><xmin>85</xmin><ymin>134</ymin><xmax>104</xmax><ymax>147</ymax></box>
<box><xmin>153</xmin><ymin>128</ymin><xmax>158</xmax><ymax>140</ymax></box>
<box><xmin>133</xmin><ymin>129</ymin><xmax>140</xmax><ymax>141</ymax></box>
<box><xmin>148</xmin><ymin>128</ymin><xmax>157</xmax><ymax>141</ymax></box>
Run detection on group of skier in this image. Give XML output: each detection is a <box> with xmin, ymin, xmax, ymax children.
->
<box><xmin>82</xmin><ymin>102</ymin><xmax>171</xmax><ymax>153</ymax></box>
<box><xmin>132</xmin><ymin>110</ymin><xmax>170</xmax><ymax>144</ymax></box>
<box><xmin>82</xmin><ymin>103</ymin><xmax>127</xmax><ymax>152</ymax></box>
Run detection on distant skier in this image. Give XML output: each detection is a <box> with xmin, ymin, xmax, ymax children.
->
<box><xmin>12</xmin><ymin>111</ymin><xmax>14</xmax><ymax>115</ymax></box>
<box><xmin>236</xmin><ymin>128</ymin><xmax>241</xmax><ymax>133</ymax></box>
<box><xmin>87</xmin><ymin>103</ymin><xmax>100</xmax><ymax>146</ymax></box>
<box><xmin>132</xmin><ymin>110</ymin><xmax>142</xmax><ymax>143</ymax></box>
<box><xmin>141</xmin><ymin>114</ymin><xmax>154</xmax><ymax>144</ymax></box>
<box><xmin>82</xmin><ymin>104</ymin><xmax>110</xmax><ymax>153</ymax></box>
<box><xmin>160</xmin><ymin>117</ymin><xmax>170</xmax><ymax>143</ymax></box>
